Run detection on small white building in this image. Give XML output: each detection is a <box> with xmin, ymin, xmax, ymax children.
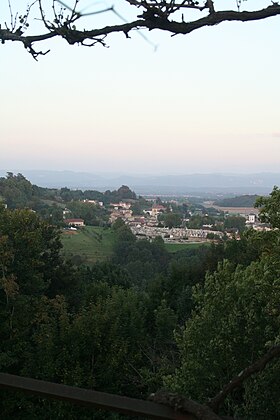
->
<box><xmin>82</xmin><ymin>199</ymin><xmax>103</xmax><ymax>207</ymax></box>
<box><xmin>111</xmin><ymin>202</ymin><xmax>131</xmax><ymax>210</ymax></box>
<box><xmin>63</xmin><ymin>208</ymin><xmax>71</xmax><ymax>218</ymax></box>
<box><xmin>246</xmin><ymin>213</ymin><xmax>257</xmax><ymax>224</ymax></box>
<box><xmin>64</xmin><ymin>218</ymin><xmax>85</xmax><ymax>227</ymax></box>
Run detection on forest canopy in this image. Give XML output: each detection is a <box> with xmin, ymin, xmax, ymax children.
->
<box><xmin>0</xmin><ymin>184</ymin><xmax>280</xmax><ymax>418</ymax></box>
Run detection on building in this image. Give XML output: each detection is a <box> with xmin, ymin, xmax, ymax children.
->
<box><xmin>151</xmin><ymin>204</ymin><xmax>166</xmax><ymax>217</ymax></box>
<box><xmin>64</xmin><ymin>218</ymin><xmax>85</xmax><ymax>227</ymax></box>
<box><xmin>247</xmin><ymin>213</ymin><xmax>258</xmax><ymax>224</ymax></box>
<box><xmin>82</xmin><ymin>199</ymin><xmax>103</xmax><ymax>207</ymax></box>
<box><xmin>63</xmin><ymin>208</ymin><xmax>71</xmax><ymax>218</ymax></box>
<box><xmin>110</xmin><ymin>202</ymin><xmax>132</xmax><ymax>210</ymax></box>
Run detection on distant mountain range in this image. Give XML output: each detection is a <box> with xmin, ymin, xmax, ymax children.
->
<box><xmin>1</xmin><ymin>170</ymin><xmax>279</xmax><ymax>195</ymax></box>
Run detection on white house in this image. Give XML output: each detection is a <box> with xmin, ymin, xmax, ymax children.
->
<box><xmin>64</xmin><ymin>218</ymin><xmax>85</xmax><ymax>227</ymax></box>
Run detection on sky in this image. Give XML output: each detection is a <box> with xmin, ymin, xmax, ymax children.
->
<box><xmin>1</xmin><ymin>0</ymin><xmax>280</xmax><ymax>175</ymax></box>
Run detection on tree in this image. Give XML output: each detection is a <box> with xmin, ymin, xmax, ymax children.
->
<box><xmin>224</xmin><ymin>215</ymin><xmax>246</xmax><ymax>233</ymax></box>
<box><xmin>0</xmin><ymin>207</ymin><xmax>76</xmax><ymax>300</ymax></box>
<box><xmin>165</xmin><ymin>256</ymin><xmax>280</xmax><ymax>417</ymax></box>
<box><xmin>162</xmin><ymin>212</ymin><xmax>182</xmax><ymax>229</ymax></box>
<box><xmin>255</xmin><ymin>185</ymin><xmax>280</xmax><ymax>228</ymax></box>
<box><xmin>1</xmin><ymin>1</ymin><xmax>280</xmax><ymax>59</ymax></box>
<box><xmin>67</xmin><ymin>201</ymin><xmax>108</xmax><ymax>226</ymax></box>
<box><xmin>0</xmin><ymin>173</ymin><xmax>34</xmax><ymax>209</ymax></box>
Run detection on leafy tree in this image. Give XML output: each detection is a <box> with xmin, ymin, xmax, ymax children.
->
<box><xmin>131</xmin><ymin>202</ymin><xmax>142</xmax><ymax>216</ymax></box>
<box><xmin>0</xmin><ymin>207</ymin><xmax>77</xmax><ymax>303</ymax></box>
<box><xmin>224</xmin><ymin>215</ymin><xmax>246</xmax><ymax>232</ymax></box>
<box><xmin>2</xmin><ymin>184</ymin><xmax>280</xmax><ymax>418</ymax></box>
<box><xmin>35</xmin><ymin>203</ymin><xmax>64</xmax><ymax>225</ymax></box>
<box><xmin>83</xmin><ymin>189</ymin><xmax>104</xmax><ymax>202</ymax></box>
<box><xmin>222</xmin><ymin>228</ymin><xmax>280</xmax><ymax>269</ymax></box>
<box><xmin>114</xmin><ymin>224</ymin><xmax>136</xmax><ymax>244</ymax></box>
<box><xmin>154</xmin><ymin>244</ymin><xmax>224</xmax><ymax>322</ymax></box>
<box><xmin>60</xmin><ymin>187</ymin><xmax>74</xmax><ymax>202</ymax></box>
<box><xmin>160</xmin><ymin>212</ymin><xmax>182</xmax><ymax>229</ymax></box>
<box><xmin>0</xmin><ymin>208</ymin><xmax>60</xmax><ymax>295</ymax></box>
<box><xmin>2</xmin><ymin>1</ymin><xmax>280</xmax><ymax>59</ymax></box>
<box><xmin>67</xmin><ymin>201</ymin><xmax>108</xmax><ymax>226</ymax></box>
<box><xmin>112</xmin><ymin>217</ymin><xmax>126</xmax><ymax>231</ymax></box>
<box><xmin>112</xmin><ymin>234</ymin><xmax>170</xmax><ymax>285</ymax></box>
<box><xmin>0</xmin><ymin>173</ymin><xmax>34</xmax><ymax>209</ymax></box>
<box><xmin>166</xmin><ymin>255</ymin><xmax>280</xmax><ymax>417</ymax></box>
<box><xmin>80</xmin><ymin>261</ymin><xmax>133</xmax><ymax>291</ymax></box>
<box><xmin>114</xmin><ymin>185</ymin><xmax>136</xmax><ymax>200</ymax></box>
<box><xmin>255</xmin><ymin>185</ymin><xmax>280</xmax><ymax>228</ymax></box>
<box><xmin>187</xmin><ymin>214</ymin><xmax>215</xmax><ymax>229</ymax></box>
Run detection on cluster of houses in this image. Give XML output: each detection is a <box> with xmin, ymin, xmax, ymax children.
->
<box><xmin>130</xmin><ymin>225</ymin><xmax>224</xmax><ymax>243</ymax></box>
<box><xmin>110</xmin><ymin>201</ymin><xmax>133</xmax><ymax>222</ymax></box>
<box><xmin>63</xmin><ymin>197</ymin><xmax>270</xmax><ymax>243</ymax></box>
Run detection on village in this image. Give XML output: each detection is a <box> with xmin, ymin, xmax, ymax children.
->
<box><xmin>63</xmin><ymin>194</ymin><xmax>269</xmax><ymax>244</ymax></box>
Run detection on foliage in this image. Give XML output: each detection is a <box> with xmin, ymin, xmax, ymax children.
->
<box><xmin>187</xmin><ymin>214</ymin><xmax>215</xmax><ymax>229</ymax></box>
<box><xmin>214</xmin><ymin>195</ymin><xmax>259</xmax><ymax>208</ymax></box>
<box><xmin>166</xmin><ymin>255</ymin><xmax>280</xmax><ymax>417</ymax></box>
<box><xmin>0</xmin><ymin>174</ymin><xmax>139</xmax><ymax>227</ymax></box>
<box><xmin>0</xmin><ymin>207</ymin><xmax>63</xmax><ymax>295</ymax></box>
<box><xmin>112</xmin><ymin>234</ymin><xmax>170</xmax><ymax>285</ymax></box>
<box><xmin>224</xmin><ymin>215</ymin><xmax>246</xmax><ymax>232</ymax></box>
<box><xmin>1</xmin><ymin>186</ymin><xmax>280</xmax><ymax>418</ymax></box>
<box><xmin>60</xmin><ymin>185</ymin><xmax>136</xmax><ymax>206</ymax></box>
<box><xmin>67</xmin><ymin>201</ymin><xmax>109</xmax><ymax>226</ymax></box>
<box><xmin>0</xmin><ymin>173</ymin><xmax>36</xmax><ymax>209</ymax></box>
<box><xmin>0</xmin><ymin>173</ymin><xmax>61</xmax><ymax>212</ymax></box>
<box><xmin>159</xmin><ymin>212</ymin><xmax>182</xmax><ymax>228</ymax></box>
<box><xmin>255</xmin><ymin>185</ymin><xmax>280</xmax><ymax>228</ymax></box>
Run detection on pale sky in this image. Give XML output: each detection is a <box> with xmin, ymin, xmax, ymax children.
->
<box><xmin>1</xmin><ymin>0</ymin><xmax>280</xmax><ymax>175</ymax></box>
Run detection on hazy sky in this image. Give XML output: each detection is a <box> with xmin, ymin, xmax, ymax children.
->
<box><xmin>1</xmin><ymin>0</ymin><xmax>280</xmax><ymax>175</ymax></box>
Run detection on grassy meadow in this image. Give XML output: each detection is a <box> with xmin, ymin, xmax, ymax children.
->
<box><xmin>61</xmin><ymin>226</ymin><xmax>210</xmax><ymax>265</ymax></box>
<box><xmin>61</xmin><ymin>226</ymin><xmax>116</xmax><ymax>265</ymax></box>
<box><xmin>164</xmin><ymin>242</ymin><xmax>210</xmax><ymax>253</ymax></box>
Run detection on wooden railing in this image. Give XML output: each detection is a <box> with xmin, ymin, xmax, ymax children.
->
<box><xmin>0</xmin><ymin>373</ymin><xmax>194</xmax><ymax>420</ymax></box>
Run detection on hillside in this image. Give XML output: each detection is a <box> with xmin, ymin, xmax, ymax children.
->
<box><xmin>61</xmin><ymin>226</ymin><xmax>116</xmax><ymax>265</ymax></box>
<box><xmin>214</xmin><ymin>195</ymin><xmax>260</xmax><ymax>208</ymax></box>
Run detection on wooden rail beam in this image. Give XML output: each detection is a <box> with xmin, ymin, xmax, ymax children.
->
<box><xmin>0</xmin><ymin>373</ymin><xmax>194</xmax><ymax>420</ymax></box>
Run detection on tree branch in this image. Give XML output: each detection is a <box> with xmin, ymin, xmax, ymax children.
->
<box><xmin>149</xmin><ymin>391</ymin><xmax>223</xmax><ymax>420</ymax></box>
<box><xmin>1</xmin><ymin>3</ymin><xmax>280</xmax><ymax>57</ymax></box>
<box><xmin>149</xmin><ymin>345</ymin><xmax>280</xmax><ymax>419</ymax></box>
<box><xmin>208</xmin><ymin>345</ymin><xmax>280</xmax><ymax>413</ymax></box>
<box><xmin>0</xmin><ymin>28</ymin><xmax>56</xmax><ymax>59</ymax></box>
<box><xmin>54</xmin><ymin>4</ymin><xmax>280</xmax><ymax>45</ymax></box>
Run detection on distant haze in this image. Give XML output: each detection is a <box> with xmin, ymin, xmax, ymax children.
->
<box><xmin>1</xmin><ymin>170</ymin><xmax>279</xmax><ymax>195</ymax></box>
<box><xmin>2</xmin><ymin>9</ymin><xmax>280</xmax><ymax>180</ymax></box>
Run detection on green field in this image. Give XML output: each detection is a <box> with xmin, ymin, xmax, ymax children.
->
<box><xmin>165</xmin><ymin>242</ymin><xmax>210</xmax><ymax>252</ymax></box>
<box><xmin>61</xmin><ymin>227</ymin><xmax>211</xmax><ymax>264</ymax></box>
<box><xmin>61</xmin><ymin>226</ymin><xmax>116</xmax><ymax>265</ymax></box>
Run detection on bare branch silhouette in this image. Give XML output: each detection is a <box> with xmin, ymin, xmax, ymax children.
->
<box><xmin>1</xmin><ymin>1</ymin><xmax>280</xmax><ymax>58</ymax></box>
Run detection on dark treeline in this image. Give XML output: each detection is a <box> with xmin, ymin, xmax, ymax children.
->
<box><xmin>0</xmin><ymin>173</ymin><xmax>138</xmax><ymax>226</ymax></box>
<box><xmin>0</xmin><ymin>182</ymin><xmax>280</xmax><ymax>418</ymax></box>
<box><xmin>214</xmin><ymin>194</ymin><xmax>259</xmax><ymax>208</ymax></box>
<box><xmin>0</xmin><ymin>172</ymin><xmax>136</xmax><ymax>208</ymax></box>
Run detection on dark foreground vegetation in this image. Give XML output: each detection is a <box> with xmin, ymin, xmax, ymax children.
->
<box><xmin>0</xmin><ymin>176</ymin><xmax>280</xmax><ymax>419</ymax></box>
